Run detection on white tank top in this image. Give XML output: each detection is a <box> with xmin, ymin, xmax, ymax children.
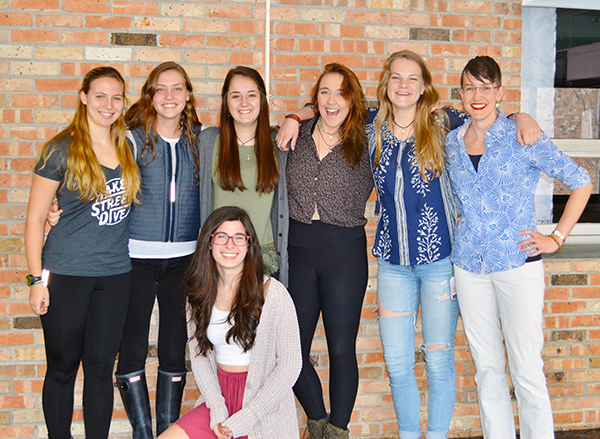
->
<box><xmin>207</xmin><ymin>306</ymin><xmax>252</xmax><ymax>366</ymax></box>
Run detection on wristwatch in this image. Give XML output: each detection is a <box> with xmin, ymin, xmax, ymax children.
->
<box><xmin>25</xmin><ymin>274</ymin><xmax>42</xmax><ymax>286</ymax></box>
<box><xmin>552</xmin><ymin>229</ymin><xmax>566</xmax><ymax>242</ymax></box>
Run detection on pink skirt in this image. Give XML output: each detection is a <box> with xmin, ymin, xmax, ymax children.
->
<box><xmin>176</xmin><ymin>368</ymin><xmax>248</xmax><ymax>439</ymax></box>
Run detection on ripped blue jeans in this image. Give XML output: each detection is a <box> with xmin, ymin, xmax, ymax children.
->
<box><xmin>377</xmin><ymin>258</ymin><xmax>459</xmax><ymax>439</ymax></box>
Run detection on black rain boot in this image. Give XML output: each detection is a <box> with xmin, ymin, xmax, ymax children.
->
<box><xmin>155</xmin><ymin>370</ymin><xmax>187</xmax><ymax>436</ymax></box>
<box><xmin>115</xmin><ymin>370</ymin><xmax>153</xmax><ymax>439</ymax></box>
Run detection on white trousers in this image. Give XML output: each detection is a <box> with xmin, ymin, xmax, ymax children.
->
<box><xmin>454</xmin><ymin>261</ymin><xmax>554</xmax><ymax>439</ymax></box>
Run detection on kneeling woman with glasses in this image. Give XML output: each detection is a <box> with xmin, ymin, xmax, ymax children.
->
<box><xmin>158</xmin><ymin>206</ymin><xmax>302</xmax><ymax>439</ymax></box>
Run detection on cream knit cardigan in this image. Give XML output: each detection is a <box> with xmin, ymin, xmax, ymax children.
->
<box><xmin>187</xmin><ymin>277</ymin><xmax>302</xmax><ymax>439</ymax></box>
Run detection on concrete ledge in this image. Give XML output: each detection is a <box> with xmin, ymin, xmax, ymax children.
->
<box><xmin>542</xmin><ymin>244</ymin><xmax>600</xmax><ymax>260</ymax></box>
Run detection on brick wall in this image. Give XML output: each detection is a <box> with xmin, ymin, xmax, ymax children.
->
<box><xmin>2</xmin><ymin>0</ymin><xmax>599</xmax><ymax>438</ymax></box>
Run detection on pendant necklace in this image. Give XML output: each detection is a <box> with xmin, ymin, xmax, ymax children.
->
<box><xmin>393</xmin><ymin>118</ymin><xmax>415</xmax><ymax>134</ymax></box>
<box><xmin>237</xmin><ymin>136</ymin><xmax>255</xmax><ymax>161</ymax></box>
<box><xmin>316</xmin><ymin>124</ymin><xmax>340</xmax><ymax>151</ymax></box>
<box><xmin>318</xmin><ymin>119</ymin><xmax>339</xmax><ymax>141</ymax></box>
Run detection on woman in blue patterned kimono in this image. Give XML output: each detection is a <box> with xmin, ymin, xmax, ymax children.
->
<box><xmin>446</xmin><ymin>55</ymin><xmax>591</xmax><ymax>439</ymax></box>
<box><xmin>367</xmin><ymin>50</ymin><xmax>465</xmax><ymax>439</ymax></box>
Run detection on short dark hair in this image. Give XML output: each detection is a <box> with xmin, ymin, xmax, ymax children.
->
<box><xmin>461</xmin><ymin>56</ymin><xmax>502</xmax><ymax>88</ymax></box>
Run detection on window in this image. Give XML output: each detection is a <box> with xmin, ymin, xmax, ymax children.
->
<box><xmin>522</xmin><ymin>0</ymin><xmax>600</xmax><ymax>242</ymax></box>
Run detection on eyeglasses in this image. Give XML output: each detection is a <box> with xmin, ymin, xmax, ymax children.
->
<box><xmin>211</xmin><ymin>232</ymin><xmax>250</xmax><ymax>246</ymax></box>
<box><xmin>462</xmin><ymin>85</ymin><xmax>500</xmax><ymax>95</ymax></box>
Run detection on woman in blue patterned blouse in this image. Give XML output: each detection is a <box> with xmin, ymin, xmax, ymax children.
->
<box><xmin>446</xmin><ymin>56</ymin><xmax>591</xmax><ymax>439</ymax></box>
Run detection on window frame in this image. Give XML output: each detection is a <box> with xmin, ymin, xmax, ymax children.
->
<box><xmin>522</xmin><ymin>0</ymin><xmax>600</xmax><ymax>242</ymax></box>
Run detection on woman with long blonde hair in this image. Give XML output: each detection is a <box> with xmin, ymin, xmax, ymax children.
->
<box><xmin>368</xmin><ymin>50</ymin><xmax>464</xmax><ymax>439</ymax></box>
<box><xmin>25</xmin><ymin>66</ymin><xmax>140</xmax><ymax>439</ymax></box>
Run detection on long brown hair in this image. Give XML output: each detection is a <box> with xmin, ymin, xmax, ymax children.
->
<box><xmin>217</xmin><ymin>66</ymin><xmax>278</xmax><ymax>194</ymax></box>
<box><xmin>38</xmin><ymin>66</ymin><xmax>140</xmax><ymax>205</ymax></box>
<box><xmin>374</xmin><ymin>51</ymin><xmax>448</xmax><ymax>181</ymax></box>
<box><xmin>125</xmin><ymin>62</ymin><xmax>201</xmax><ymax>167</ymax></box>
<box><xmin>187</xmin><ymin>206</ymin><xmax>265</xmax><ymax>356</ymax></box>
<box><xmin>311</xmin><ymin>63</ymin><xmax>367</xmax><ymax>169</ymax></box>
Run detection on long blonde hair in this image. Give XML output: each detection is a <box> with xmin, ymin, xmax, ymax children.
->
<box><xmin>374</xmin><ymin>51</ymin><xmax>448</xmax><ymax>181</ymax></box>
<box><xmin>38</xmin><ymin>66</ymin><xmax>140</xmax><ymax>205</ymax></box>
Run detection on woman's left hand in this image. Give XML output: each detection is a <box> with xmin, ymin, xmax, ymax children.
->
<box><xmin>213</xmin><ymin>423</ymin><xmax>233</xmax><ymax>439</ymax></box>
<box><xmin>517</xmin><ymin>229</ymin><xmax>561</xmax><ymax>256</ymax></box>
<box><xmin>513</xmin><ymin>113</ymin><xmax>541</xmax><ymax>147</ymax></box>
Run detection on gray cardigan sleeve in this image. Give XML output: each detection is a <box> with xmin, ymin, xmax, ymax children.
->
<box><xmin>187</xmin><ymin>307</ymin><xmax>230</xmax><ymax>429</ymax></box>
<box><xmin>198</xmin><ymin>127</ymin><xmax>218</xmax><ymax>226</ymax></box>
<box><xmin>222</xmin><ymin>281</ymin><xmax>302</xmax><ymax>437</ymax></box>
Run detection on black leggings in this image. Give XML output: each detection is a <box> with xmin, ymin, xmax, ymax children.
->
<box><xmin>287</xmin><ymin>221</ymin><xmax>368</xmax><ymax>430</ymax></box>
<box><xmin>41</xmin><ymin>272</ymin><xmax>131</xmax><ymax>439</ymax></box>
<box><xmin>116</xmin><ymin>255</ymin><xmax>190</xmax><ymax>375</ymax></box>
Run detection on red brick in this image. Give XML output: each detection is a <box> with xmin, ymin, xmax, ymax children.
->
<box><xmin>343</xmin><ymin>40</ymin><xmax>369</xmax><ymax>55</ymax></box>
<box><xmin>206</xmin><ymin>36</ymin><xmax>251</xmax><ymax>50</ymax></box>
<box><xmin>275</xmin><ymin>22</ymin><xmax>319</xmax><ymax>37</ymax></box>
<box><xmin>229</xmin><ymin>20</ymin><xmax>266</xmax><ymax>35</ymax></box>
<box><xmin>494</xmin><ymin>30</ymin><xmax>522</xmax><ymax>45</ymax></box>
<box><xmin>553</xmin><ymin>410</ymin><xmax>585</xmax><ymax>425</ymax></box>
<box><xmin>346</xmin><ymin>10</ymin><xmax>388</xmax><ymax>24</ymax></box>
<box><xmin>34</xmin><ymin>78</ymin><xmax>81</xmax><ymax>92</ymax></box>
<box><xmin>10</xmin><ymin>94</ymin><xmax>59</xmax><ymax>109</ymax></box>
<box><xmin>0</xmin><ymin>333</ymin><xmax>34</xmax><ymax>347</ymax></box>
<box><xmin>160</xmin><ymin>34</ymin><xmax>205</xmax><ymax>48</ymax></box>
<box><xmin>453</xmin><ymin>0</ymin><xmax>493</xmax><ymax>13</ymax></box>
<box><xmin>35</xmin><ymin>13</ymin><xmax>83</xmax><ymax>27</ymax></box>
<box><xmin>13</xmin><ymin>0</ymin><xmax>59</xmax><ymax>9</ymax></box>
<box><xmin>321</xmin><ymin>55</ymin><xmax>363</xmax><ymax>68</ymax></box>
<box><xmin>340</xmin><ymin>25</ymin><xmax>364</xmax><ymax>38</ymax></box>
<box><xmin>183</xmin><ymin>19</ymin><xmax>228</xmax><ymax>34</ymax></box>
<box><xmin>113</xmin><ymin>1</ymin><xmax>159</xmax><ymax>15</ymax></box>
<box><xmin>61</xmin><ymin>31</ymin><xmax>110</xmax><ymax>45</ymax></box>
<box><xmin>550</xmin><ymin>301</ymin><xmax>587</xmax><ymax>314</ymax></box>
<box><xmin>276</xmin><ymin>54</ymin><xmax>320</xmax><ymax>67</ymax></box>
<box><xmin>0</xmin><ymin>426</ymin><xmax>35</xmax><ymax>438</ymax></box>
<box><xmin>472</xmin><ymin>46</ymin><xmax>503</xmax><ymax>57</ymax></box>
<box><xmin>431</xmin><ymin>44</ymin><xmax>470</xmax><ymax>56</ymax></box>
<box><xmin>453</xmin><ymin>29</ymin><xmax>493</xmax><ymax>43</ymax></box>
<box><xmin>472</xmin><ymin>16</ymin><xmax>502</xmax><ymax>29</ymax></box>
<box><xmin>496</xmin><ymin>1</ymin><xmax>521</xmax><ymax>15</ymax></box>
<box><xmin>503</xmin><ymin>18</ymin><xmax>522</xmax><ymax>30</ymax></box>
<box><xmin>573</xmin><ymin>287</ymin><xmax>600</xmax><ymax>299</ymax></box>
<box><xmin>63</xmin><ymin>0</ymin><xmax>109</xmax><ymax>13</ymax></box>
<box><xmin>0</xmin><ymin>12</ymin><xmax>33</xmax><ymax>26</ymax></box>
<box><xmin>85</xmin><ymin>15</ymin><xmax>132</xmax><ymax>29</ymax></box>
<box><xmin>208</xmin><ymin>5</ymin><xmax>253</xmax><ymax>18</ymax></box>
<box><xmin>391</xmin><ymin>11</ymin><xmax>428</xmax><ymax>25</ymax></box>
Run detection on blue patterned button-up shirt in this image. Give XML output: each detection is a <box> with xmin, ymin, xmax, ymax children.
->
<box><xmin>446</xmin><ymin>112</ymin><xmax>591</xmax><ymax>274</ymax></box>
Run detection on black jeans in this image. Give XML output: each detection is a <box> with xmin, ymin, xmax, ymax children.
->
<box><xmin>41</xmin><ymin>272</ymin><xmax>131</xmax><ymax>439</ymax></box>
<box><xmin>116</xmin><ymin>255</ymin><xmax>191</xmax><ymax>375</ymax></box>
<box><xmin>287</xmin><ymin>221</ymin><xmax>368</xmax><ymax>430</ymax></box>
